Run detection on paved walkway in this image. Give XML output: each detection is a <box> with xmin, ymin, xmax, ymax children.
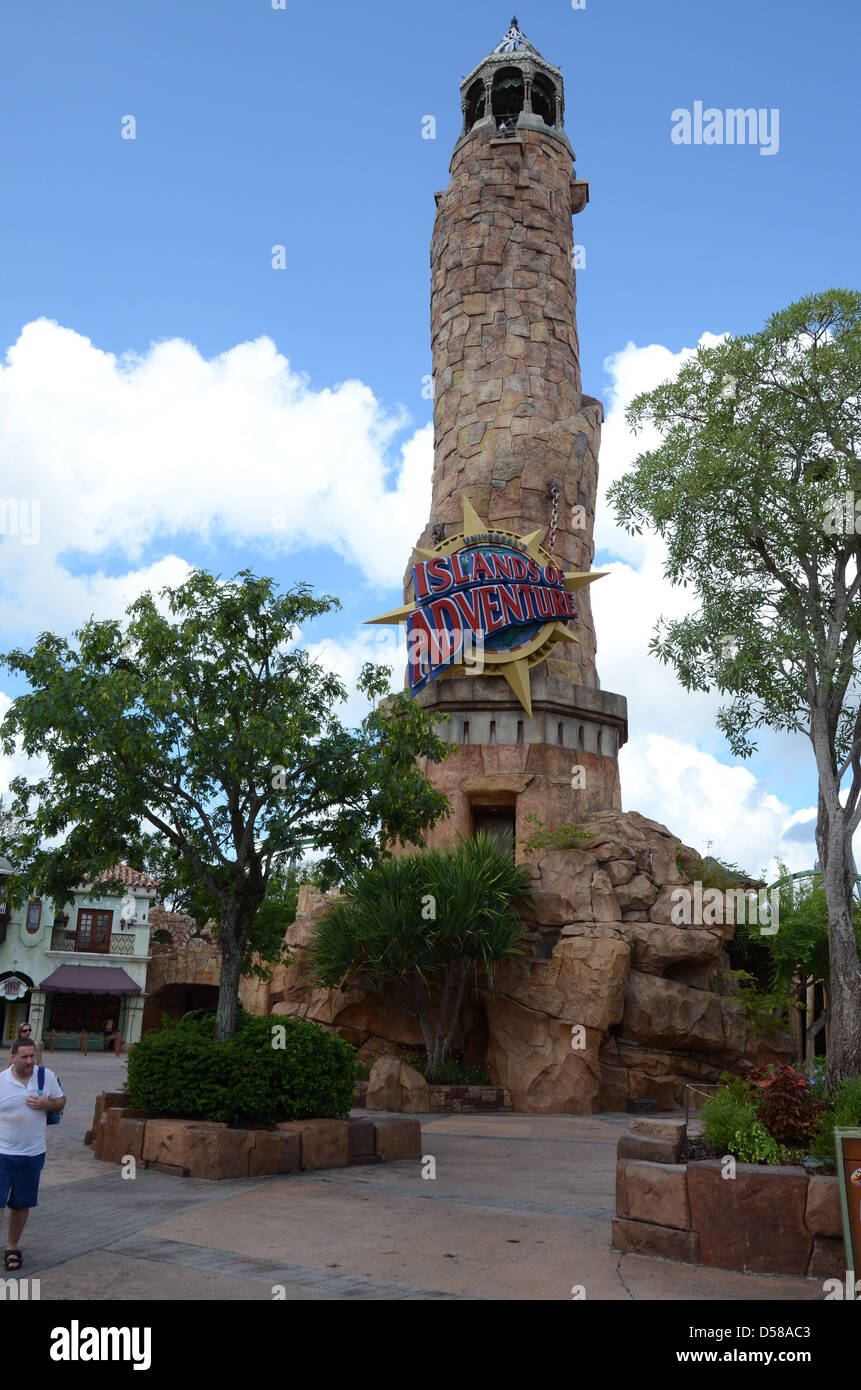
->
<box><xmin>2</xmin><ymin>1052</ymin><xmax>829</xmax><ymax>1301</ymax></box>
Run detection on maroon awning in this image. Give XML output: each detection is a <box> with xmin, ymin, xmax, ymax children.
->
<box><xmin>39</xmin><ymin>964</ymin><xmax>141</xmax><ymax>996</ymax></box>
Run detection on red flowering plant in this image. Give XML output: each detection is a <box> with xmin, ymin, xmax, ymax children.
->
<box><xmin>748</xmin><ymin>1062</ymin><xmax>827</xmax><ymax>1148</ymax></box>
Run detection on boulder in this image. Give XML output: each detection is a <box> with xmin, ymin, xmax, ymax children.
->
<box><xmin>605</xmin><ymin>859</ymin><xmax>636</xmax><ymax>886</ymax></box>
<box><xmin>500</xmin><ymin>927</ymin><xmax>630</xmax><ymax>1030</ymax></box>
<box><xmin>519</xmin><ymin>848</ymin><xmax>598</xmax><ymax>925</ymax></box>
<box><xmin>619</xmin><ymin>922</ymin><xmax>722</xmax><ymax>977</ymax></box>
<box><xmin>365</xmin><ymin>1057</ymin><xmax>430</xmax><ymax>1113</ymax></box>
<box><xmin>591</xmin><ymin>868</ymin><xmax>621</xmax><ymax>921</ymax></box>
<box><xmin>485</xmin><ymin>994</ymin><xmax>603</xmax><ymax>1112</ymax></box>
<box><xmin>621</xmin><ymin>971</ymin><xmax>726</xmax><ymax>1052</ymax></box>
<box><xmin>615</xmin><ymin>874</ymin><xmax>658</xmax><ymax>913</ymax></box>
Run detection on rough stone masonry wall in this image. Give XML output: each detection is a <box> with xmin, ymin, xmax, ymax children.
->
<box><xmin>612</xmin><ymin>1119</ymin><xmax>846</xmax><ymax>1278</ymax></box>
<box><xmin>409</xmin><ymin>125</ymin><xmax>601</xmax><ymax>686</ymax></box>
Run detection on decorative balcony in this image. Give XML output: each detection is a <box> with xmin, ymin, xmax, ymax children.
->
<box><xmin>49</xmin><ymin>928</ymin><xmax>140</xmax><ymax>956</ymax></box>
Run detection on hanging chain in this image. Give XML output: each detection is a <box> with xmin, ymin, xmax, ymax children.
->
<box><xmin>547</xmin><ymin>481</ymin><xmax>560</xmax><ymax>556</ymax></box>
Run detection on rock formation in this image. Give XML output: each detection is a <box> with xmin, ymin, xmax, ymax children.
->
<box><xmin>266</xmin><ymin>813</ymin><xmax>792</xmax><ymax>1113</ymax></box>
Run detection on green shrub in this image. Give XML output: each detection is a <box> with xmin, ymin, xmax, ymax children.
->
<box><xmin>701</xmin><ymin>1075</ymin><xmax>757</xmax><ymax>1152</ymax></box>
<box><xmin>521</xmin><ymin>814</ymin><xmax>593</xmax><ymax>855</ymax></box>
<box><xmin>730</xmin><ymin>1118</ymin><xmax>796</xmax><ymax>1166</ymax></box>
<box><xmin>701</xmin><ymin>1075</ymin><xmax>798</xmax><ymax>1163</ymax></box>
<box><xmin>128</xmin><ymin>1012</ymin><xmax>357</xmax><ymax>1123</ymax></box>
<box><xmin>310</xmin><ymin>833</ymin><xmax>529</xmax><ymax>1080</ymax></box>
<box><xmin>677</xmin><ymin>849</ymin><xmax>751</xmax><ymax>891</ymax></box>
<box><xmin>424</xmin><ymin>1059</ymin><xmax>491</xmax><ymax>1085</ymax></box>
<box><xmin>810</xmin><ymin>1075</ymin><xmax>861</xmax><ymax>1163</ymax></box>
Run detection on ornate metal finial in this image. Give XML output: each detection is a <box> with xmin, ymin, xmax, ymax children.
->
<box><xmin>494</xmin><ymin>16</ymin><xmax>535</xmax><ymax>54</ymax></box>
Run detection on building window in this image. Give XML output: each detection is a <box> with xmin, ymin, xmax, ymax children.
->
<box><xmin>75</xmin><ymin>908</ymin><xmax>114</xmax><ymax>954</ymax></box>
<box><xmin>49</xmin><ymin>992</ymin><xmax>120</xmax><ymax>1033</ymax></box>
<box><xmin>25</xmin><ymin>899</ymin><xmax>42</xmax><ymax>934</ymax></box>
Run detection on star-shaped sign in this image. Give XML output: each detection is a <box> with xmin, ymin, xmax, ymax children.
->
<box><xmin>367</xmin><ymin>495</ymin><xmax>607</xmax><ymax>715</ymax></box>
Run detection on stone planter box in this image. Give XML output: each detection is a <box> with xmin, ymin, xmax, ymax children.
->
<box><xmin>612</xmin><ymin>1119</ymin><xmax>845</xmax><ymax>1278</ymax></box>
<box><xmin>354</xmin><ymin>1078</ymin><xmax>511</xmax><ymax>1113</ymax></box>
<box><xmin>356</xmin><ymin>1059</ymin><xmax>512</xmax><ymax>1113</ymax></box>
<box><xmin>87</xmin><ymin>1092</ymin><xmax>421</xmax><ymax>1180</ymax></box>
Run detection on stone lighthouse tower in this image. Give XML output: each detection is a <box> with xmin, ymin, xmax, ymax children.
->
<box><xmin>373</xmin><ymin>17</ymin><xmax>627</xmax><ymax>850</ymax></box>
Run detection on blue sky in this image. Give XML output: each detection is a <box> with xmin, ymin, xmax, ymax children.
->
<box><xmin>0</xmin><ymin>0</ymin><xmax>859</xmax><ymax>875</ymax></box>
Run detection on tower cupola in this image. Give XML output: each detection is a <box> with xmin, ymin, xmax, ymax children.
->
<box><xmin>460</xmin><ymin>16</ymin><xmax>567</xmax><ymax>145</ymax></box>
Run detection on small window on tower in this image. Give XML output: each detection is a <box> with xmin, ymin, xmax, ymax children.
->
<box><xmin>464</xmin><ymin>79</ymin><xmax>486</xmax><ymax>131</ymax></box>
<box><xmin>532</xmin><ymin>74</ymin><xmax>556</xmax><ymax>126</ymax></box>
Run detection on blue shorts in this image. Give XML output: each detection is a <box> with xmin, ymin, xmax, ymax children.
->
<box><xmin>0</xmin><ymin>1152</ymin><xmax>46</xmax><ymax>1209</ymax></box>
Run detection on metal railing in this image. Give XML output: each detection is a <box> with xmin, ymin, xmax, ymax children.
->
<box><xmin>47</xmin><ymin>1029</ymin><xmax>122</xmax><ymax>1055</ymax></box>
<box><xmin>50</xmin><ymin>928</ymin><xmax>137</xmax><ymax>955</ymax></box>
<box><xmin>684</xmin><ymin>1083</ymin><xmax>718</xmax><ymax>1127</ymax></box>
<box><xmin>108</xmin><ymin>934</ymin><xmax>135</xmax><ymax>955</ymax></box>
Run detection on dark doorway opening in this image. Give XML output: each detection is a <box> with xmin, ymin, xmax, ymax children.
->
<box><xmin>472</xmin><ymin>808</ymin><xmax>516</xmax><ymax>856</ymax></box>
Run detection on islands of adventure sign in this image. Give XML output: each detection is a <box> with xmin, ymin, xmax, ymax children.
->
<box><xmin>368</xmin><ymin>496</ymin><xmax>606</xmax><ymax>716</ymax></box>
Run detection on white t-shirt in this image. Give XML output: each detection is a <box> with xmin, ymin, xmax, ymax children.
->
<box><xmin>0</xmin><ymin>1064</ymin><xmax>64</xmax><ymax>1157</ymax></box>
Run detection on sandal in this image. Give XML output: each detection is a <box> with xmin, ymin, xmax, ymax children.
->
<box><xmin>4</xmin><ymin>1249</ymin><xmax>22</xmax><ymax>1270</ymax></box>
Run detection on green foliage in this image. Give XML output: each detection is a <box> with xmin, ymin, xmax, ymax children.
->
<box><xmin>730</xmin><ymin>1118</ymin><xmax>796</xmax><ymax>1166</ymax></box>
<box><xmin>608</xmin><ymin>289</ymin><xmax>861</xmax><ymax>1081</ymax></box>
<box><xmin>127</xmin><ymin>1012</ymin><xmax>357</xmax><ymax>1123</ymax></box>
<box><xmin>520</xmin><ymin>814</ymin><xmax>593</xmax><ymax>855</ymax></box>
<box><xmin>309</xmin><ymin>833</ymin><xmax>531</xmax><ymax>1079</ymax></box>
<box><xmin>713</xmin><ymin>968</ymin><xmax>796</xmax><ymax>1042</ymax></box>
<box><xmin>678</xmin><ymin>849</ymin><xmax>751</xmax><ymax>892</ymax></box>
<box><xmin>810</xmin><ymin>1076</ymin><xmax>861</xmax><ymax>1162</ymax></box>
<box><xmin>702</xmin><ymin>1073</ymin><xmax>798</xmax><ymax>1163</ymax></box>
<box><xmin>0</xmin><ymin>568</ymin><xmax>452</xmax><ymax>1039</ymax></box>
<box><xmin>701</xmin><ymin>1075</ymin><xmax>758</xmax><ymax>1152</ymax></box>
<box><xmin>425</xmin><ymin>1058</ymin><xmax>491</xmax><ymax>1085</ymax></box>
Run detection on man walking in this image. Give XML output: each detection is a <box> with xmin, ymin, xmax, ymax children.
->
<box><xmin>0</xmin><ymin>1036</ymin><xmax>66</xmax><ymax>1269</ymax></box>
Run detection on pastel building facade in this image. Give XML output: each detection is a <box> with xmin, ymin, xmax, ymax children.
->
<box><xmin>0</xmin><ymin>861</ymin><xmax>157</xmax><ymax>1049</ymax></box>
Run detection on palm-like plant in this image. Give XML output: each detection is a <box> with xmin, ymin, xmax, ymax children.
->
<box><xmin>308</xmin><ymin>833</ymin><xmax>532</xmax><ymax>1079</ymax></box>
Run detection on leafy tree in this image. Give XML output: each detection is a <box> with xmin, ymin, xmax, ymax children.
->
<box><xmin>610</xmin><ymin>289</ymin><xmax>861</xmax><ymax>1086</ymax></box>
<box><xmin>0</xmin><ymin>569</ymin><xmax>451</xmax><ymax>1040</ymax></box>
<box><xmin>308</xmin><ymin>833</ymin><xmax>532</xmax><ymax>1079</ymax></box>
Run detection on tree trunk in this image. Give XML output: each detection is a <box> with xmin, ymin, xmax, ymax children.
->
<box><xmin>816</xmin><ymin>793</ymin><xmax>861</xmax><ymax>1087</ymax></box>
<box><xmin>215</xmin><ymin>901</ymin><xmax>245</xmax><ymax>1042</ymax></box>
<box><xmin>441</xmin><ymin>968</ymin><xmax>470</xmax><ymax>1065</ymax></box>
